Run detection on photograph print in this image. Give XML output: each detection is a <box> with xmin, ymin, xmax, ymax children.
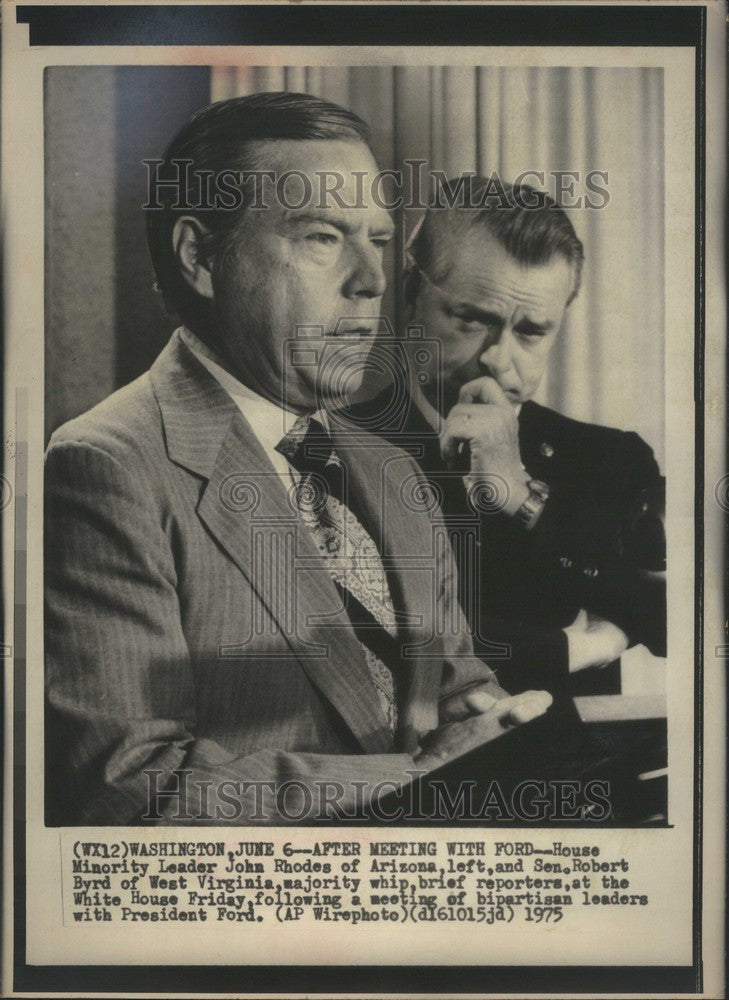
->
<box><xmin>44</xmin><ymin>61</ymin><xmax>669</xmax><ymax>828</ymax></box>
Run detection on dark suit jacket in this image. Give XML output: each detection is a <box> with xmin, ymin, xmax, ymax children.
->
<box><xmin>346</xmin><ymin>390</ymin><xmax>666</xmax><ymax>693</ymax></box>
<box><xmin>45</xmin><ymin>333</ymin><xmax>505</xmax><ymax>826</ymax></box>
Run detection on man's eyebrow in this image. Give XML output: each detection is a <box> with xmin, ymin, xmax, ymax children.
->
<box><xmin>285</xmin><ymin>211</ymin><xmax>350</xmax><ymax>230</ymax></box>
<box><xmin>450</xmin><ymin>300</ymin><xmax>553</xmax><ymax>334</ymax></box>
<box><xmin>516</xmin><ymin>317</ymin><xmax>553</xmax><ymax>333</ymax></box>
<box><xmin>449</xmin><ymin>301</ymin><xmax>501</xmax><ymax>322</ymax></box>
<box><xmin>372</xmin><ymin>219</ymin><xmax>396</xmax><ymax>238</ymax></box>
<box><xmin>284</xmin><ymin>211</ymin><xmax>395</xmax><ymax>237</ymax></box>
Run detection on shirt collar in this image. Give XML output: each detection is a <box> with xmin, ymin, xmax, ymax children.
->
<box><xmin>179</xmin><ymin>326</ymin><xmax>328</xmax><ymax>455</ymax></box>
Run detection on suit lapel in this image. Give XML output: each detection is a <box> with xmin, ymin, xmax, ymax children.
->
<box><xmin>519</xmin><ymin>401</ymin><xmax>562</xmax><ymax>480</ymax></box>
<box><xmin>151</xmin><ymin>333</ymin><xmax>393</xmax><ymax>754</ymax></box>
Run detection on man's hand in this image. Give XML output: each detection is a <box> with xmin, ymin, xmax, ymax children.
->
<box><xmin>440</xmin><ymin>376</ymin><xmax>530</xmax><ymax>517</ymax></box>
<box><xmin>564</xmin><ymin>608</ymin><xmax>630</xmax><ymax>672</ymax></box>
<box><xmin>414</xmin><ymin>687</ymin><xmax>553</xmax><ymax>772</ymax></box>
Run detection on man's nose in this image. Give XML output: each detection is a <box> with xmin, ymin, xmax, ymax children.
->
<box><xmin>342</xmin><ymin>243</ymin><xmax>387</xmax><ymax>299</ymax></box>
<box><xmin>480</xmin><ymin>331</ymin><xmax>514</xmax><ymax>374</ymax></box>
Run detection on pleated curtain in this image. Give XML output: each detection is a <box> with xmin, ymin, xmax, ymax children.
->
<box><xmin>212</xmin><ymin>65</ymin><xmax>665</xmax><ymax>466</ymax></box>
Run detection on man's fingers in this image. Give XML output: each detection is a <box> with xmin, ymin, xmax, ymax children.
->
<box><xmin>463</xmin><ymin>688</ymin><xmax>500</xmax><ymax>715</ymax></box>
<box><xmin>440</xmin><ymin>431</ymin><xmax>464</xmax><ymax>470</ymax></box>
<box><xmin>441</xmin><ymin>687</ymin><xmax>551</xmax><ymax>726</ymax></box>
<box><xmin>440</xmin><ymin>402</ymin><xmax>499</xmax><ymax>466</ymax></box>
<box><xmin>421</xmin><ymin>690</ymin><xmax>553</xmax><ymax>771</ymax></box>
<box><xmin>458</xmin><ymin>376</ymin><xmax>512</xmax><ymax>409</ymax></box>
<box><xmin>439</xmin><ymin>685</ymin><xmax>499</xmax><ymax>722</ymax></box>
<box><xmin>497</xmin><ymin>690</ymin><xmax>553</xmax><ymax>728</ymax></box>
<box><xmin>439</xmin><ymin>403</ymin><xmax>480</xmax><ymax>466</ymax></box>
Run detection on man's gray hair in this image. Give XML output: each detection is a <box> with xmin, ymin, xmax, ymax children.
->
<box><xmin>405</xmin><ymin>178</ymin><xmax>585</xmax><ymax>307</ymax></box>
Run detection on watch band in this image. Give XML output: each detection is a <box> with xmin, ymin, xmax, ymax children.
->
<box><xmin>514</xmin><ymin>478</ymin><xmax>551</xmax><ymax>529</ymax></box>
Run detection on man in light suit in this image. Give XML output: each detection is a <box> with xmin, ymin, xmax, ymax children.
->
<box><xmin>45</xmin><ymin>95</ymin><xmax>550</xmax><ymax>825</ymax></box>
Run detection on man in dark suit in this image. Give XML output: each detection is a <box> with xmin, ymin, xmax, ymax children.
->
<box><xmin>348</xmin><ymin>178</ymin><xmax>665</xmax><ymax>695</ymax></box>
<box><xmin>45</xmin><ymin>98</ymin><xmax>550</xmax><ymax>825</ymax></box>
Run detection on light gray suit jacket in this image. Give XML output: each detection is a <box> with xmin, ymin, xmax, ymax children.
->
<box><xmin>45</xmin><ymin>331</ymin><xmax>505</xmax><ymax>824</ymax></box>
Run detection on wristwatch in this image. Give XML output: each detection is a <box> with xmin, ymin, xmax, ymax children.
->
<box><xmin>514</xmin><ymin>478</ymin><xmax>551</xmax><ymax>530</ymax></box>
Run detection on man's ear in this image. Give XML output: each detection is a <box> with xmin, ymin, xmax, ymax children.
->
<box><xmin>172</xmin><ymin>216</ymin><xmax>214</xmax><ymax>300</ymax></box>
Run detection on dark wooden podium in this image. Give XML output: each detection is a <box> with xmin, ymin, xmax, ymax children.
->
<box><xmin>370</xmin><ymin>695</ymin><xmax>667</xmax><ymax>827</ymax></box>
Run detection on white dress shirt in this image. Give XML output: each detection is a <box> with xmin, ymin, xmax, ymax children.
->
<box><xmin>179</xmin><ymin>325</ymin><xmax>327</xmax><ymax>487</ymax></box>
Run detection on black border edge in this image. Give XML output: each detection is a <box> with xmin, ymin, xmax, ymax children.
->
<box><xmin>13</xmin><ymin>3</ymin><xmax>707</xmax><ymax>995</ymax></box>
<box><xmin>16</xmin><ymin>4</ymin><xmax>704</xmax><ymax>48</ymax></box>
<box><xmin>692</xmin><ymin>5</ymin><xmax>708</xmax><ymax>994</ymax></box>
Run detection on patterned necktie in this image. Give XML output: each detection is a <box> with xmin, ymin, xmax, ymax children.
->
<box><xmin>276</xmin><ymin>414</ymin><xmax>399</xmax><ymax>732</ymax></box>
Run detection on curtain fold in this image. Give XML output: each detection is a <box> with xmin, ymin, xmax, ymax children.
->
<box><xmin>212</xmin><ymin>65</ymin><xmax>665</xmax><ymax>466</ymax></box>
